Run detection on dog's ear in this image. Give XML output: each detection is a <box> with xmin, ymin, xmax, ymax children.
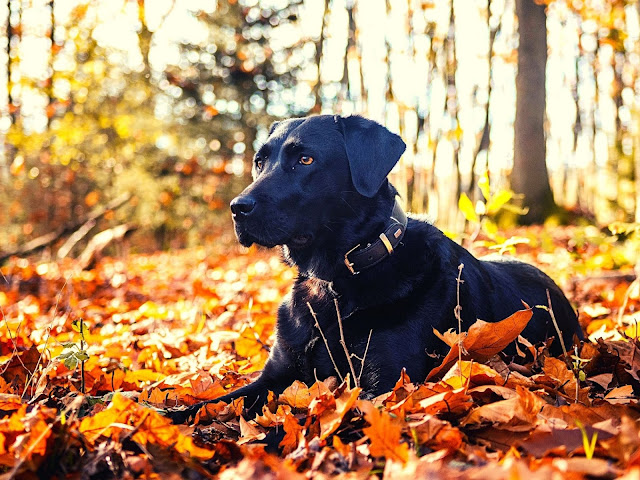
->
<box><xmin>268</xmin><ymin>121</ymin><xmax>281</xmax><ymax>135</ymax></box>
<box><xmin>340</xmin><ymin>116</ymin><xmax>406</xmax><ymax>197</ymax></box>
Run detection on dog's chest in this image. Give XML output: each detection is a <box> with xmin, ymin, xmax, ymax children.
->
<box><xmin>285</xmin><ymin>280</ymin><xmax>369</xmax><ymax>381</ymax></box>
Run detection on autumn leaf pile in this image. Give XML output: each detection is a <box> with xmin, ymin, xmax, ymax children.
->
<box><xmin>0</xmin><ymin>225</ymin><xmax>639</xmax><ymax>479</ymax></box>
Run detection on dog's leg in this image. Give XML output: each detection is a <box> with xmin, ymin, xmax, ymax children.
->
<box><xmin>165</xmin><ymin>377</ymin><xmax>271</xmax><ymax>424</ymax></box>
<box><xmin>166</xmin><ymin>340</ymin><xmax>302</xmax><ymax>424</ymax></box>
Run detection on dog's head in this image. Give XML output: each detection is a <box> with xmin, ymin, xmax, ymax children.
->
<box><xmin>230</xmin><ymin>115</ymin><xmax>406</xmax><ymax>252</ymax></box>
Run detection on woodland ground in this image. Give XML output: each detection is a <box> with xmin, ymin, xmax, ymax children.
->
<box><xmin>0</xmin><ymin>224</ymin><xmax>639</xmax><ymax>479</ymax></box>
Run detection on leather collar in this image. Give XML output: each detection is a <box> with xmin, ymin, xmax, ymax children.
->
<box><xmin>343</xmin><ymin>199</ymin><xmax>408</xmax><ymax>275</ymax></box>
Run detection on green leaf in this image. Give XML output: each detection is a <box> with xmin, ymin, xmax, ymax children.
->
<box><xmin>458</xmin><ymin>193</ymin><xmax>478</xmax><ymax>223</ymax></box>
<box><xmin>75</xmin><ymin>351</ymin><xmax>90</xmax><ymax>362</ymax></box>
<box><xmin>64</xmin><ymin>356</ymin><xmax>78</xmax><ymax>369</ymax></box>
<box><xmin>61</xmin><ymin>342</ymin><xmax>77</xmax><ymax>349</ymax></box>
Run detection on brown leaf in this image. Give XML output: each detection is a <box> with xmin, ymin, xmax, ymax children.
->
<box><xmin>598</xmin><ymin>416</ymin><xmax>640</xmax><ymax>464</ymax></box>
<box><xmin>462</xmin><ymin>386</ymin><xmax>543</xmax><ymax>431</ymax></box>
<box><xmin>519</xmin><ymin>425</ymin><xmax>615</xmax><ymax>457</ymax></box>
<box><xmin>427</xmin><ymin>308</ymin><xmax>533</xmax><ymax>380</ymax></box>
<box><xmin>604</xmin><ymin>385</ymin><xmax>636</xmax><ymax>405</ymax></box>
<box><xmin>237</xmin><ymin>416</ymin><xmax>266</xmax><ymax>444</ymax></box>
<box><xmin>0</xmin><ymin>346</ymin><xmax>40</xmax><ymax>387</ymax></box>
<box><xmin>416</xmin><ymin>387</ymin><xmax>472</xmax><ymax>417</ymax></box>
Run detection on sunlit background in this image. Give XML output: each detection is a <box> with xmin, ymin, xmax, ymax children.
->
<box><xmin>0</xmin><ymin>0</ymin><xmax>639</xmax><ymax>255</ymax></box>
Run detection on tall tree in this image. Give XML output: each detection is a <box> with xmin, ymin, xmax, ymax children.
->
<box><xmin>512</xmin><ymin>0</ymin><xmax>555</xmax><ymax>223</ymax></box>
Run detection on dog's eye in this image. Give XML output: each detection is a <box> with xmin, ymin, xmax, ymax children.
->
<box><xmin>299</xmin><ymin>156</ymin><xmax>314</xmax><ymax>165</ymax></box>
<box><xmin>255</xmin><ymin>159</ymin><xmax>263</xmax><ymax>170</ymax></box>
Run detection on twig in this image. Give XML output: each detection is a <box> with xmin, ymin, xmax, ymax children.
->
<box><xmin>546</xmin><ymin>289</ymin><xmax>568</xmax><ymax>359</ymax></box>
<box><xmin>455</xmin><ymin>264</ymin><xmax>465</xmax><ymax>369</ymax></box>
<box><xmin>334</xmin><ymin>298</ymin><xmax>359</xmax><ymax>388</ymax></box>
<box><xmin>80</xmin><ymin>318</ymin><xmax>86</xmax><ymax>395</ymax></box>
<box><xmin>0</xmin><ymin>303</ymin><xmax>29</xmax><ymax>375</ymax></box>
<box><xmin>574</xmin><ymin>345</ymin><xmax>580</xmax><ymax>403</ymax></box>
<box><xmin>357</xmin><ymin>329</ymin><xmax>373</xmax><ymax>387</ymax></box>
<box><xmin>0</xmin><ymin>192</ymin><xmax>131</xmax><ymax>264</ymax></box>
<box><xmin>546</xmin><ymin>289</ymin><xmax>580</xmax><ymax>403</ymax></box>
<box><xmin>616</xmin><ymin>278</ymin><xmax>639</xmax><ymax>325</ymax></box>
<box><xmin>56</xmin><ymin>218</ymin><xmax>97</xmax><ymax>259</ymax></box>
<box><xmin>22</xmin><ymin>276</ymin><xmax>70</xmax><ymax>399</ymax></box>
<box><xmin>308</xmin><ymin>302</ymin><xmax>344</xmax><ymax>383</ymax></box>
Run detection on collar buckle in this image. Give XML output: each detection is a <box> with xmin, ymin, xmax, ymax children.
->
<box><xmin>341</xmin><ymin>198</ymin><xmax>408</xmax><ymax>276</ymax></box>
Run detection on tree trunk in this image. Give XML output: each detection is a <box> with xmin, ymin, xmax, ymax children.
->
<box><xmin>512</xmin><ymin>0</ymin><xmax>555</xmax><ymax>223</ymax></box>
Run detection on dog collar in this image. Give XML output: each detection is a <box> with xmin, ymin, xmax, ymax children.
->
<box><xmin>343</xmin><ymin>199</ymin><xmax>407</xmax><ymax>275</ymax></box>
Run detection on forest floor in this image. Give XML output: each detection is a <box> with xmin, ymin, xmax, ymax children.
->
<box><xmin>0</xmin><ymin>224</ymin><xmax>638</xmax><ymax>479</ymax></box>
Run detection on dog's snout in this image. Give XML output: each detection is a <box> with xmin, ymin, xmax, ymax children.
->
<box><xmin>230</xmin><ymin>195</ymin><xmax>256</xmax><ymax>218</ymax></box>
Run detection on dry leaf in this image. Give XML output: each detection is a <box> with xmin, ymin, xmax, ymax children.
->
<box><xmin>359</xmin><ymin>400</ymin><xmax>409</xmax><ymax>464</ymax></box>
<box><xmin>427</xmin><ymin>308</ymin><xmax>533</xmax><ymax>380</ymax></box>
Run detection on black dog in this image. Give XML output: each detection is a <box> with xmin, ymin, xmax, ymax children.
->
<box><xmin>169</xmin><ymin>115</ymin><xmax>582</xmax><ymax>423</ymax></box>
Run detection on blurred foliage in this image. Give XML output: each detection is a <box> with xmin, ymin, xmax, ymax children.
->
<box><xmin>0</xmin><ymin>0</ymin><xmax>305</xmax><ymax>255</ymax></box>
<box><xmin>0</xmin><ymin>0</ymin><xmax>639</xmax><ymax>258</ymax></box>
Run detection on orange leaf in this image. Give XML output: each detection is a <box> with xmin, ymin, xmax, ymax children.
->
<box><xmin>279</xmin><ymin>379</ymin><xmax>332</xmax><ymax>409</ymax></box>
<box><xmin>0</xmin><ymin>394</ymin><xmax>22</xmax><ymax>411</ymax></box>
<box><xmin>279</xmin><ymin>412</ymin><xmax>304</xmax><ymax>455</ymax></box>
<box><xmin>332</xmin><ymin>435</ymin><xmax>351</xmax><ymax>458</ymax></box>
<box><xmin>315</xmin><ymin>382</ymin><xmax>360</xmax><ymax>439</ymax></box>
<box><xmin>255</xmin><ymin>403</ymin><xmax>292</xmax><ymax>428</ymax></box>
<box><xmin>235</xmin><ymin>326</ymin><xmax>266</xmax><ymax>359</ymax></box>
<box><xmin>359</xmin><ymin>400</ymin><xmax>409</xmax><ymax>464</ymax></box>
<box><xmin>427</xmin><ymin>307</ymin><xmax>533</xmax><ymax>380</ymax></box>
<box><xmin>80</xmin><ymin>394</ymin><xmax>214</xmax><ymax>460</ymax></box>
<box><xmin>195</xmin><ymin>397</ymin><xmax>244</xmax><ymax>423</ymax></box>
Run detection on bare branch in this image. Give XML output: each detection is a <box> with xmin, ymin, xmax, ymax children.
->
<box><xmin>308</xmin><ymin>302</ymin><xmax>344</xmax><ymax>382</ymax></box>
<box><xmin>455</xmin><ymin>263</ymin><xmax>465</xmax><ymax>368</ymax></box>
<box><xmin>334</xmin><ymin>298</ymin><xmax>359</xmax><ymax>388</ymax></box>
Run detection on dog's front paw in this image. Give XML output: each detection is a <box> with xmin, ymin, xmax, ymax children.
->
<box><xmin>164</xmin><ymin>404</ymin><xmax>201</xmax><ymax>424</ymax></box>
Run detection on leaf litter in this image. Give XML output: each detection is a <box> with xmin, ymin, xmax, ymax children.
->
<box><xmin>0</xmin><ymin>228</ymin><xmax>638</xmax><ymax>479</ymax></box>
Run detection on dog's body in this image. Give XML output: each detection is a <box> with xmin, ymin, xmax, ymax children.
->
<box><xmin>170</xmin><ymin>115</ymin><xmax>583</xmax><ymax>422</ymax></box>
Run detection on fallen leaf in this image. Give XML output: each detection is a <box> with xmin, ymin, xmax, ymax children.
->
<box><xmin>359</xmin><ymin>400</ymin><xmax>409</xmax><ymax>464</ymax></box>
<box><xmin>237</xmin><ymin>416</ymin><xmax>266</xmax><ymax>444</ymax></box>
<box><xmin>427</xmin><ymin>308</ymin><xmax>533</xmax><ymax>380</ymax></box>
<box><xmin>462</xmin><ymin>386</ymin><xmax>543</xmax><ymax>431</ymax></box>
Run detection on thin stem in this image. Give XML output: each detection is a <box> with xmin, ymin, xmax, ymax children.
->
<box><xmin>357</xmin><ymin>329</ymin><xmax>373</xmax><ymax>387</ymax></box>
<box><xmin>546</xmin><ymin>289</ymin><xmax>568</xmax><ymax>358</ymax></box>
<box><xmin>455</xmin><ymin>263</ymin><xmax>465</xmax><ymax>369</ymax></box>
<box><xmin>307</xmin><ymin>302</ymin><xmax>344</xmax><ymax>383</ymax></box>
<box><xmin>80</xmin><ymin>318</ymin><xmax>86</xmax><ymax>395</ymax></box>
<box><xmin>334</xmin><ymin>298</ymin><xmax>359</xmax><ymax>388</ymax></box>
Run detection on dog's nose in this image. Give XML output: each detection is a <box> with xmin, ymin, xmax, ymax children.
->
<box><xmin>230</xmin><ymin>195</ymin><xmax>256</xmax><ymax>217</ymax></box>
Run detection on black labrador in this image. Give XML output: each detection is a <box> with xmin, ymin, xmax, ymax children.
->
<box><xmin>169</xmin><ymin>115</ymin><xmax>582</xmax><ymax>422</ymax></box>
